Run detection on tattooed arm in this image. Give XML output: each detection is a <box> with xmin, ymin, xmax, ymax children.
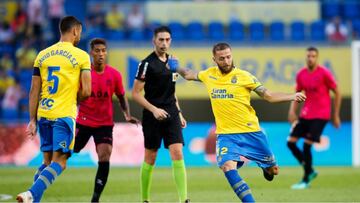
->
<box><xmin>254</xmin><ymin>86</ymin><xmax>306</xmax><ymax>103</ymax></box>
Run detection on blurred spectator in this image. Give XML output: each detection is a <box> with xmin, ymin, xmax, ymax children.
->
<box><xmin>87</xmin><ymin>3</ymin><xmax>105</xmax><ymax>33</ymax></box>
<box><xmin>48</xmin><ymin>0</ymin><xmax>65</xmax><ymax>43</ymax></box>
<box><xmin>0</xmin><ymin>70</ymin><xmax>15</xmax><ymax>104</ymax></box>
<box><xmin>105</xmin><ymin>4</ymin><xmax>125</xmax><ymax>31</ymax></box>
<box><xmin>325</xmin><ymin>16</ymin><xmax>349</xmax><ymax>43</ymax></box>
<box><xmin>16</xmin><ymin>38</ymin><xmax>38</xmax><ymax>70</ymax></box>
<box><xmin>0</xmin><ymin>22</ymin><xmax>14</xmax><ymax>44</ymax></box>
<box><xmin>126</xmin><ymin>4</ymin><xmax>144</xmax><ymax>32</ymax></box>
<box><xmin>10</xmin><ymin>2</ymin><xmax>27</xmax><ymax>42</ymax></box>
<box><xmin>27</xmin><ymin>0</ymin><xmax>45</xmax><ymax>45</ymax></box>
<box><xmin>1</xmin><ymin>79</ymin><xmax>24</xmax><ymax>118</ymax></box>
<box><xmin>0</xmin><ymin>54</ymin><xmax>14</xmax><ymax>75</ymax></box>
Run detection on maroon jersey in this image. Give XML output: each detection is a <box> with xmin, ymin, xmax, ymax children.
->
<box><xmin>296</xmin><ymin>65</ymin><xmax>337</xmax><ymax>120</ymax></box>
<box><xmin>77</xmin><ymin>64</ymin><xmax>125</xmax><ymax>127</ymax></box>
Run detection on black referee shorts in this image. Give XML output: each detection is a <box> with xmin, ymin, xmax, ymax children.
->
<box><xmin>290</xmin><ymin>118</ymin><xmax>328</xmax><ymax>143</ymax></box>
<box><xmin>142</xmin><ymin>108</ymin><xmax>184</xmax><ymax>149</ymax></box>
<box><xmin>74</xmin><ymin>123</ymin><xmax>113</xmax><ymax>153</ymax></box>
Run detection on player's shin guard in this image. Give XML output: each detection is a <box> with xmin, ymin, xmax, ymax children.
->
<box><xmin>140</xmin><ymin>162</ymin><xmax>154</xmax><ymax>201</ymax></box>
<box><xmin>172</xmin><ymin>160</ymin><xmax>188</xmax><ymax>202</ymax></box>
<box><xmin>33</xmin><ymin>163</ymin><xmax>47</xmax><ymax>182</ymax></box>
<box><xmin>287</xmin><ymin>141</ymin><xmax>304</xmax><ymax>164</ymax></box>
<box><xmin>29</xmin><ymin>162</ymin><xmax>63</xmax><ymax>202</ymax></box>
<box><xmin>92</xmin><ymin>161</ymin><xmax>110</xmax><ymax>202</ymax></box>
<box><xmin>224</xmin><ymin>170</ymin><xmax>255</xmax><ymax>203</ymax></box>
<box><xmin>303</xmin><ymin>143</ymin><xmax>313</xmax><ymax>182</ymax></box>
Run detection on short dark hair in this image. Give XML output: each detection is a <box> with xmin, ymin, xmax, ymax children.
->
<box><xmin>153</xmin><ymin>26</ymin><xmax>172</xmax><ymax>37</ymax></box>
<box><xmin>212</xmin><ymin>42</ymin><xmax>231</xmax><ymax>55</ymax></box>
<box><xmin>59</xmin><ymin>16</ymin><xmax>82</xmax><ymax>34</ymax></box>
<box><xmin>90</xmin><ymin>38</ymin><xmax>107</xmax><ymax>49</ymax></box>
<box><xmin>307</xmin><ymin>46</ymin><xmax>319</xmax><ymax>53</ymax></box>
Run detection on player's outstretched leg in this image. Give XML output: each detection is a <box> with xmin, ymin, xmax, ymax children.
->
<box><xmin>302</xmin><ymin>142</ymin><xmax>317</xmax><ymax>183</ymax></box>
<box><xmin>91</xmin><ymin>161</ymin><xmax>110</xmax><ymax>202</ymax></box>
<box><xmin>287</xmin><ymin>141</ymin><xmax>304</xmax><ymax>164</ymax></box>
<box><xmin>33</xmin><ymin>164</ymin><xmax>47</xmax><ymax>183</ymax></box>
<box><xmin>262</xmin><ymin>165</ymin><xmax>279</xmax><ymax>181</ymax></box>
<box><xmin>20</xmin><ymin>162</ymin><xmax>64</xmax><ymax>202</ymax></box>
<box><xmin>221</xmin><ymin>161</ymin><xmax>255</xmax><ymax>202</ymax></box>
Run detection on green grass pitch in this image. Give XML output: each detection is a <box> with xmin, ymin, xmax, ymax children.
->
<box><xmin>1</xmin><ymin>166</ymin><xmax>359</xmax><ymax>202</ymax></box>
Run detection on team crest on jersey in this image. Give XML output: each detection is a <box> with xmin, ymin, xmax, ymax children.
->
<box><xmin>172</xmin><ymin>73</ymin><xmax>179</xmax><ymax>82</ymax></box>
<box><xmin>231</xmin><ymin>76</ymin><xmax>237</xmax><ymax>84</ymax></box>
<box><xmin>59</xmin><ymin>141</ymin><xmax>66</xmax><ymax>148</ymax></box>
<box><xmin>106</xmin><ymin>79</ymin><xmax>112</xmax><ymax>86</ymax></box>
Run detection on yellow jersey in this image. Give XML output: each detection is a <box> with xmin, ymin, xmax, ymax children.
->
<box><xmin>198</xmin><ymin>66</ymin><xmax>262</xmax><ymax>134</ymax></box>
<box><xmin>34</xmin><ymin>42</ymin><xmax>91</xmax><ymax>119</ymax></box>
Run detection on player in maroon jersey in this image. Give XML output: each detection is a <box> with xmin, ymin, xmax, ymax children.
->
<box><xmin>287</xmin><ymin>47</ymin><xmax>342</xmax><ymax>189</ymax></box>
<box><xmin>74</xmin><ymin>38</ymin><xmax>139</xmax><ymax>202</ymax></box>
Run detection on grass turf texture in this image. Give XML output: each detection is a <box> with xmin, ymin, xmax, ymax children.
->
<box><xmin>1</xmin><ymin>166</ymin><xmax>359</xmax><ymax>202</ymax></box>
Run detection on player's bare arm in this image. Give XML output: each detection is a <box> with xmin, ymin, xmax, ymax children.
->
<box><xmin>117</xmin><ymin>93</ymin><xmax>140</xmax><ymax>125</ymax></box>
<box><xmin>132</xmin><ymin>79</ymin><xmax>169</xmax><ymax>120</ymax></box>
<box><xmin>177</xmin><ymin>67</ymin><xmax>200</xmax><ymax>81</ymax></box>
<box><xmin>26</xmin><ymin>74</ymin><xmax>41</xmax><ymax>139</ymax></box>
<box><xmin>78</xmin><ymin>70</ymin><xmax>92</xmax><ymax>101</ymax></box>
<box><xmin>332</xmin><ymin>87</ymin><xmax>342</xmax><ymax>128</ymax></box>
<box><xmin>167</xmin><ymin>56</ymin><xmax>200</xmax><ymax>81</ymax></box>
<box><xmin>254</xmin><ymin>85</ymin><xmax>306</xmax><ymax>103</ymax></box>
<box><xmin>174</xmin><ymin>94</ymin><xmax>187</xmax><ymax>128</ymax></box>
<box><xmin>288</xmin><ymin>101</ymin><xmax>299</xmax><ymax>124</ymax></box>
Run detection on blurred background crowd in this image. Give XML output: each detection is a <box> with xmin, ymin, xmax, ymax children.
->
<box><xmin>0</xmin><ymin>0</ymin><xmax>359</xmax><ymax>122</ymax></box>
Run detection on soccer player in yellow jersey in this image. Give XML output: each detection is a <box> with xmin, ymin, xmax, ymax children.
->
<box><xmin>16</xmin><ymin>16</ymin><xmax>91</xmax><ymax>203</ymax></box>
<box><xmin>168</xmin><ymin>43</ymin><xmax>306</xmax><ymax>202</ymax></box>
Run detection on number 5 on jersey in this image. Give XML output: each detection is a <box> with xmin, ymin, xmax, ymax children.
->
<box><xmin>48</xmin><ymin>66</ymin><xmax>60</xmax><ymax>94</ymax></box>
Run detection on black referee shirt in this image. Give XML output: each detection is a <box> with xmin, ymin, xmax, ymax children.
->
<box><xmin>135</xmin><ymin>51</ymin><xmax>177</xmax><ymax>107</ymax></box>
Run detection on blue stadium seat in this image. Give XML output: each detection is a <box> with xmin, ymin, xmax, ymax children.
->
<box><xmin>129</xmin><ymin>30</ymin><xmax>145</xmax><ymax>41</ymax></box>
<box><xmin>1</xmin><ymin>109</ymin><xmax>18</xmax><ymax>120</ymax></box>
<box><xmin>290</xmin><ymin>21</ymin><xmax>306</xmax><ymax>41</ymax></box>
<box><xmin>322</xmin><ymin>2</ymin><xmax>340</xmax><ymax>20</ymax></box>
<box><xmin>352</xmin><ymin>19</ymin><xmax>360</xmax><ymax>38</ymax></box>
<box><xmin>87</xmin><ymin>30</ymin><xmax>106</xmax><ymax>40</ymax></box>
<box><xmin>249</xmin><ymin>21</ymin><xmax>265</xmax><ymax>41</ymax></box>
<box><xmin>229</xmin><ymin>21</ymin><xmax>244</xmax><ymax>41</ymax></box>
<box><xmin>168</xmin><ymin>21</ymin><xmax>185</xmax><ymax>40</ymax></box>
<box><xmin>19</xmin><ymin>69</ymin><xmax>32</xmax><ymax>93</ymax></box>
<box><xmin>208</xmin><ymin>21</ymin><xmax>225</xmax><ymax>41</ymax></box>
<box><xmin>145</xmin><ymin>21</ymin><xmax>162</xmax><ymax>39</ymax></box>
<box><xmin>310</xmin><ymin>20</ymin><xmax>326</xmax><ymax>41</ymax></box>
<box><xmin>343</xmin><ymin>2</ymin><xmax>359</xmax><ymax>20</ymax></box>
<box><xmin>186</xmin><ymin>21</ymin><xmax>205</xmax><ymax>40</ymax></box>
<box><xmin>106</xmin><ymin>30</ymin><xmax>125</xmax><ymax>40</ymax></box>
<box><xmin>270</xmin><ymin>21</ymin><xmax>285</xmax><ymax>41</ymax></box>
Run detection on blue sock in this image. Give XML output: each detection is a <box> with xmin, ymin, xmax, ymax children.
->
<box><xmin>224</xmin><ymin>170</ymin><xmax>255</xmax><ymax>202</ymax></box>
<box><xmin>33</xmin><ymin>164</ymin><xmax>47</xmax><ymax>182</ymax></box>
<box><xmin>29</xmin><ymin>162</ymin><xmax>63</xmax><ymax>202</ymax></box>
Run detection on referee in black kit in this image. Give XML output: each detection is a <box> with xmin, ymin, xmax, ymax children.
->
<box><xmin>132</xmin><ymin>26</ymin><xmax>190</xmax><ymax>203</ymax></box>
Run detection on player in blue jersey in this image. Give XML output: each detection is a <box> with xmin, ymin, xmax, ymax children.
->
<box><xmin>16</xmin><ymin>16</ymin><xmax>91</xmax><ymax>203</ymax></box>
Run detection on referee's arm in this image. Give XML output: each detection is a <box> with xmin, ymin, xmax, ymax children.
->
<box><xmin>132</xmin><ymin>79</ymin><xmax>169</xmax><ymax>120</ymax></box>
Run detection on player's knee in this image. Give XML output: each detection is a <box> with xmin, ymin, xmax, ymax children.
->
<box><xmin>220</xmin><ymin>161</ymin><xmax>236</xmax><ymax>172</ymax></box>
<box><xmin>98</xmin><ymin>152</ymin><xmax>111</xmax><ymax>162</ymax></box>
<box><xmin>170</xmin><ymin>150</ymin><xmax>183</xmax><ymax>160</ymax></box>
<box><xmin>144</xmin><ymin>151</ymin><xmax>157</xmax><ymax>165</ymax></box>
